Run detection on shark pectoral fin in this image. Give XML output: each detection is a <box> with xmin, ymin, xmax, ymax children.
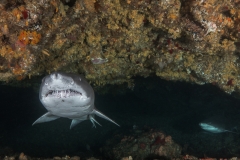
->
<box><xmin>70</xmin><ymin>119</ymin><xmax>84</xmax><ymax>129</ymax></box>
<box><xmin>70</xmin><ymin>115</ymin><xmax>88</xmax><ymax>129</ymax></box>
<box><xmin>89</xmin><ymin>115</ymin><xmax>102</xmax><ymax>128</ymax></box>
<box><xmin>93</xmin><ymin>109</ymin><xmax>120</xmax><ymax>127</ymax></box>
<box><xmin>32</xmin><ymin>112</ymin><xmax>59</xmax><ymax>126</ymax></box>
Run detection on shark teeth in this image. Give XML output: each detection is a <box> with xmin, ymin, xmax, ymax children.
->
<box><xmin>46</xmin><ymin>89</ymin><xmax>82</xmax><ymax>98</ymax></box>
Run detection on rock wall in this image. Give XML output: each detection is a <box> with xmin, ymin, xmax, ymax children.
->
<box><xmin>0</xmin><ymin>0</ymin><xmax>240</xmax><ymax>94</ymax></box>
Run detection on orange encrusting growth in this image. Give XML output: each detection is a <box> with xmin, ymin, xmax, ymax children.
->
<box><xmin>18</xmin><ymin>30</ymin><xmax>41</xmax><ymax>45</ymax></box>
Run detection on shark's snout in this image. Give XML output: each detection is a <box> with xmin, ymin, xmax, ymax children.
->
<box><xmin>51</xmin><ymin>72</ymin><xmax>62</xmax><ymax>80</ymax></box>
<box><xmin>45</xmin><ymin>73</ymin><xmax>75</xmax><ymax>90</ymax></box>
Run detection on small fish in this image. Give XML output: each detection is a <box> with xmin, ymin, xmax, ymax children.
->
<box><xmin>32</xmin><ymin>72</ymin><xmax>119</xmax><ymax>129</ymax></box>
<box><xmin>91</xmin><ymin>57</ymin><xmax>108</xmax><ymax>64</ymax></box>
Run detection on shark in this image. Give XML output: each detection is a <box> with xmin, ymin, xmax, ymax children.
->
<box><xmin>32</xmin><ymin>72</ymin><xmax>120</xmax><ymax>129</ymax></box>
<box><xmin>199</xmin><ymin>116</ymin><xmax>238</xmax><ymax>134</ymax></box>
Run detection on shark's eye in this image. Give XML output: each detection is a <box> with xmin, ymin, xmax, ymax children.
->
<box><xmin>45</xmin><ymin>82</ymin><xmax>48</xmax><ymax>85</ymax></box>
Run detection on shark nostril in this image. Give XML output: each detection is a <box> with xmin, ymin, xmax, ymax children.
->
<box><xmin>51</xmin><ymin>73</ymin><xmax>58</xmax><ymax>79</ymax></box>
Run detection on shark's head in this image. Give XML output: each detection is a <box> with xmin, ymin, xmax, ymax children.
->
<box><xmin>33</xmin><ymin>71</ymin><xmax>119</xmax><ymax>128</ymax></box>
<box><xmin>40</xmin><ymin>72</ymin><xmax>94</xmax><ymax>109</ymax></box>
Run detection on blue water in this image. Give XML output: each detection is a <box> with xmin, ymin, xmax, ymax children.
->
<box><xmin>0</xmin><ymin>76</ymin><xmax>240</xmax><ymax>159</ymax></box>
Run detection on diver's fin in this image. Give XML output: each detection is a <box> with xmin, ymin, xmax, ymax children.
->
<box><xmin>32</xmin><ymin>112</ymin><xmax>59</xmax><ymax>126</ymax></box>
<box><xmin>93</xmin><ymin>109</ymin><xmax>120</xmax><ymax>127</ymax></box>
<box><xmin>70</xmin><ymin>119</ymin><xmax>85</xmax><ymax>129</ymax></box>
<box><xmin>89</xmin><ymin>115</ymin><xmax>102</xmax><ymax>128</ymax></box>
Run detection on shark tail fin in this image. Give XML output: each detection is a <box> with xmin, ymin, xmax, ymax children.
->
<box><xmin>93</xmin><ymin>109</ymin><xmax>120</xmax><ymax>127</ymax></box>
<box><xmin>225</xmin><ymin>130</ymin><xmax>239</xmax><ymax>134</ymax></box>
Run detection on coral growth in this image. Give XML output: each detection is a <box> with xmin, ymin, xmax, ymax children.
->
<box><xmin>102</xmin><ymin>129</ymin><xmax>181</xmax><ymax>159</ymax></box>
<box><xmin>18</xmin><ymin>30</ymin><xmax>41</xmax><ymax>45</ymax></box>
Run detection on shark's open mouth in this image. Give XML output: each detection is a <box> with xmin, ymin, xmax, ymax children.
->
<box><xmin>46</xmin><ymin>89</ymin><xmax>82</xmax><ymax>98</ymax></box>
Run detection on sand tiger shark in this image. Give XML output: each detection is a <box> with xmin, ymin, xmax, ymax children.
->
<box><xmin>32</xmin><ymin>72</ymin><xmax>120</xmax><ymax>129</ymax></box>
<box><xmin>199</xmin><ymin>116</ymin><xmax>238</xmax><ymax>134</ymax></box>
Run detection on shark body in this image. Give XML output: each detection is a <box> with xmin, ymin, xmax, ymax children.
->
<box><xmin>199</xmin><ymin>116</ymin><xmax>238</xmax><ymax>134</ymax></box>
<box><xmin>199</xmin><ymin>123</ymin><xmax>234</xmax><ymax>133</ymax></box>
<box><xmin>32</xmin><ymin>72</ymin><xmax>119</xmax><ymax>129</ymax></box>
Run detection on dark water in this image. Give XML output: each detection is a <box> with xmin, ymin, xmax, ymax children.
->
<box><xmin>0</xmin><ymin>76</ymin><xmax>240</xmax><ymax>158</ymax></box>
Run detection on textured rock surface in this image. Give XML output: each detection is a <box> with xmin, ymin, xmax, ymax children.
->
<box><xmin>1</xmin><ymin>0</ymin><xmax>240</xmax><ymax>94</ymax></box>
<box><xmin>102</xmin><ymin>129</ymin><xmax>182</xmax><ymax>159</ymax></box>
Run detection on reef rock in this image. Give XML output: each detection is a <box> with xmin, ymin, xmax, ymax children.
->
<box><xmin>102</xmin><ymin>129</ymin><xmax>181</xmax><ymax>159</ymax></box>
<box><xmin>0</xmin><ymin>0</ymin><xmax>240</xmax><ymax>94</ymax></box>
